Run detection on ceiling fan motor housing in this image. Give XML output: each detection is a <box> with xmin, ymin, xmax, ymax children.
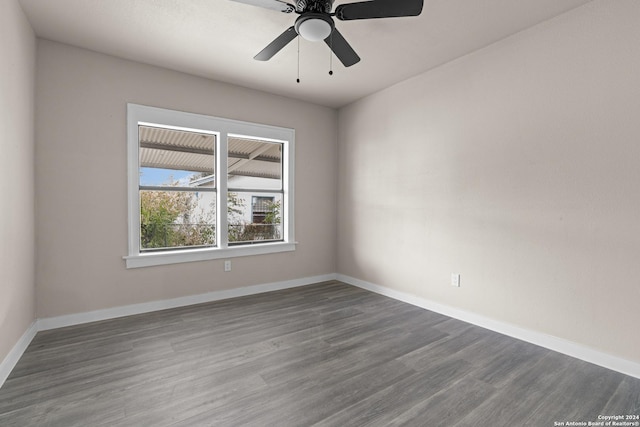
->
<box><xmin>295</xmin><ymin>0</ymin><xmax>334</xmax><ymax>13</ymax></box>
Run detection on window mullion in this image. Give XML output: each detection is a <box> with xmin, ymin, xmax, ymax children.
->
<box><xmin>227</xmin><ymin>188</ymin><xmax>284</xmax><ymax>195</ymax></box>
<box><xmin>128</xmin><ymin>113</ymin><xmax>141</xmax><ymax>257</ymax></box>
<box><xmin>139</xmin><ymin>186</ymin><xmax>217</xmax><ymax>192</ymax></box>
<box><xmin>218</xmin><ymin>132</ymin><xmax>229</xmax><ymax>249</ymax></box>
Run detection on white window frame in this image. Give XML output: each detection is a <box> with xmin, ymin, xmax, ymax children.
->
<box><xmin>124</xmin><ymin>104</ymin><xmax>295</xmax><ymax>268</ymax></box>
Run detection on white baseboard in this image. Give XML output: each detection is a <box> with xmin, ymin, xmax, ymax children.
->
<box><xmin>0</xmin><ymin>321</ymin><xmax>38</xmax><ymax>389</ymax></box>
<box><xmin>337</xmin><ymin>274</ymin><xmax>640</xmax><ymax>380</ymax></box>
<box><xmin>39</xmin><ymin>273</ymin><xmax>338</xmax><ymax>331</ymax></box>
<box><xmin>3</xmin><ymin>271</ymin><xmax>637</xmax><ymax>391</ymax></box>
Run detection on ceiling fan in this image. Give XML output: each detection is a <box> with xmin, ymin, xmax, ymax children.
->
<box><xmin>230</xmin><ymin>0</ymin><xmax>424</xmax><ymax>67</ymax></box>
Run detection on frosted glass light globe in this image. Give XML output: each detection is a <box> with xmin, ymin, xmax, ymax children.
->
<box><xmin>298</xmin><ymin>18</ymin><xmax>332</xmax><ymax>42</ymax></box>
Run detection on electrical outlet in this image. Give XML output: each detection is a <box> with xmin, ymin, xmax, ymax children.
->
<box><xmin>224</xmin><ymin>260</ymin><xmax>232</xmax><ymax>272</ymax></box>
<box><xmin>451</xmin><ymin>273</ymin><xmax>460</xmax><ymax>287</ymax></box>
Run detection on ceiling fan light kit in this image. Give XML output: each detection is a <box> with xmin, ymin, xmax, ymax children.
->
<box><xmin>230</xmin><ymin>0</ymin><xmax>424</xmax><ymax>68</ymax></box>
<box><xmin>296</xmin><ymin>14</ymin><xmax>334</xmax><ymax>42</ymax></box>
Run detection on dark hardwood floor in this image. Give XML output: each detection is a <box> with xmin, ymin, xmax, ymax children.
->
<box><xmin>0</xmin><ymin>281</ymin><xmax>638</xmax><ymax>426</ymax></box>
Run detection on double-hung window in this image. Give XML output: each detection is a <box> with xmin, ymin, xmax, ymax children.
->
<box><xmin>125</xmin><ymin>104</ymin><xmax>295</xmax><ymax>268</ymax></box>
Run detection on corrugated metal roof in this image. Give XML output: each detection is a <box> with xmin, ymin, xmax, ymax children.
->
<box><xmin>142</xmin><ymin>149</ymin><xmax>214</xmax><ymax>174</ymax></box>
<box><xmin>139</xmin><ymin>126</ymin><xmax>282</xmax><ymax>180</ymax></box>
<box><xmin>228</xmin><ymin>136</ymin><xmax>282</xmax><ymax>180</ymax></box>
<box><xmin>229</xmin><ymin>137</ymin><xmax>281</xmax><ymax>160</ymax></box>
<box><xmin>140</xmin><ymin>125</ymin><xmax>214</xmax><ymax>151</ymax></box>
<box><xmin>229</xmin><ymin>158</ymin><xmax>282</xmax><ymax>179</ymax></box>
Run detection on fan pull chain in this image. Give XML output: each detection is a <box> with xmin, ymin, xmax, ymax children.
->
<box><xmin>296</xmin><ymin>36</ymin><xmax>301</xmax><ymax>83</ymax></box>
<box><xmin>329</xmin><ymin>32</ymin><xmax>333</xmax><ymax>76</ymax></box>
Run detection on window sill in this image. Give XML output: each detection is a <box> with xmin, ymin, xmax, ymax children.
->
<box><xmin>123</xmin><ymin>241</ymin><xmax>297</xmax><ymax>269</ymax></box>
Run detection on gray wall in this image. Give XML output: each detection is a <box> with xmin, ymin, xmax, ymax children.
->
<box><xmin>0</xmin><ymin>0</ymin><xmax>36</xmax><ymax>362</ymax></box>
<box><xmin>337</xmin><ymin>0</ymin><xmax>640</xmax><ymax>364</ymax></box>
<box><xmin>35</xmin><ymin>40</ymin><xmax>338</xmax><ymax>318</ymax></box>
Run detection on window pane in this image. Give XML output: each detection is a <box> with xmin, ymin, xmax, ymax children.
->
<box><xmin>139</xmin><ymin>125</ymin><xmax>215</xmax><ymax>187</ymax></box>
<box><xmin>228</xmin><ymin>136</ymin><xmax>282</xmax><ymax>191</ymax></box>
<box><xmin>140</xmin><ymin>190</ymin><xmax>216</xmax><ymax>251</ymax></box>
<box><xmin>228</xmin><ymin>192</ymin><xmax>283</xmax><ymax>244</ymax></box>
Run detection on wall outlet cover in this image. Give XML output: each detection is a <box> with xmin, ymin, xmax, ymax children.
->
<box><xmin>451</xmin><ymin>273</ymin><xmax>461</xmax><ymax>287</ymax></box>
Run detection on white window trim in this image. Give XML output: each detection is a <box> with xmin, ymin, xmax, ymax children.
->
<box><xmin>124</xmin><ymin>104</ymin><xmax>296</xmax><ymax>268</ymax></box>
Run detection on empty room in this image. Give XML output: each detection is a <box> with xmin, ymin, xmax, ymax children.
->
<box><xmin>1</xmin><ymin>0</ymin><xmax>639</xmax><ymax>425</ymax></box>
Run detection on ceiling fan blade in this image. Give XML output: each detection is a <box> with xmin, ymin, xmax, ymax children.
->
<box><xmin>229</xmin><ymin>0</ymin><xmax>294</xmax><ymax>13</ymax></box>
<box><xmin>324</xmin><ymin>29</ymin><xmax>361</xmax><ymax>67</ymax></box>
<box><xmin>335</xmin><ymin>0</ymin><xmax>423</xmax><ymax>21</ymax></box>
<box><xmin>254</xmin><ymin>26</ymin><xmax>298</xmax><ymax>61</ymax></box>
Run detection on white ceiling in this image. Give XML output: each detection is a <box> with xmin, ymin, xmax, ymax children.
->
<box><xmin>19</xmin><ymin>0</ymin><xmax>592</xmax><ymax>108</ymax></box>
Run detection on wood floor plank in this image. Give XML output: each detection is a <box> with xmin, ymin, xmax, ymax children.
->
<box><xmin>387</xmin><ymin>376</ymin><xmax>497</xmax><ymax>427</ymax></box>
<box><xmin>0</xmin><ymin>281</ymin><xmax>638</xmax><ymax>426</ymax></box>
<box><xmin>522</xmin><ymin>360</ymin><xmax>627</xmax><ymax>425</ymax></box>
<box><xmin>470</xmin><ymin>339</ymin><xmax>549</xmax><ymax>387</ymax></box>
<box><xmin>187</xmin><ymin>360</ymin><xmax>415</xmax><ymax>427</ymax></box>
<box><xmin>453</xmin><ymin>351</ymin><xmax>582</xmax><ymax>426</ymax></box>
<box><xmin>601</xmin><ymin>376</ymin><xmax>640</xmax><ymax>415</ymax></box>
<box><xmin>313</xmin><ymin>357</ymin><xmax>477</xmax><ymax>427</ymax></box>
